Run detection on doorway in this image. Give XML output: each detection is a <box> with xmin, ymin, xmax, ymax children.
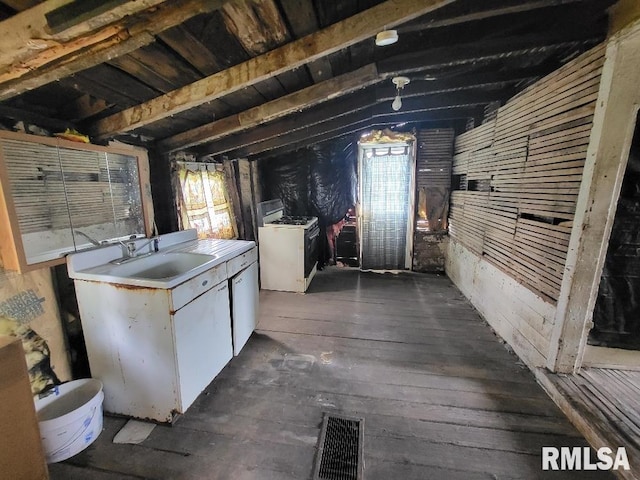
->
<box><xmin>357</xmin><ymin>142</ymin><xmax>415</xmax><ymax>270</ymax></box>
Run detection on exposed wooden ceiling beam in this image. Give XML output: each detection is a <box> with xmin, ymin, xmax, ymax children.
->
<box><xmin>279</xmin><ymin>0</ymin><xmax>333</xmax><ymax>83</ymax></box>
<box><xmin>375</xmin><ymin>66</ymin><xmax>548</xmax><ymax>99</ymax></box>
<box><xmin>88</xmin><ymin>0</ymin><xmax>457</xmax><ymax>139</ymax></box>
<box><xmin>378</xmin><ymin>31</ymin><xmax>601</xmax><ymax>76</ymax></box>
<box><xmin>158</xmin><ymin>39</ymin><xmax>559</xmax><ymax>153</ymax></box>
<box><xmin>61</xmin><ymin>93</ymin><xmax>112</xmax><ymax>122</ymax></box>
<box><xmin>197</xmin><ymin>89</ymin><xmax>376</xmax><ymax>157</ymax></box>
<box><xmin>0</xmin><ymin>0</ymin><xmax>165</xmax><ymax>71</ymax></box>
<box><xmin>202</xmin><ymin>89</ymin><xmax>504</xmax><ymax>158</ymax></box>
<box><xmin>157</xmin><ymin>25</ymin><xmax>222</xmax><ymax>76</ymax></box>
<box><xmin>399</xmin><ymin>0</ymin><xmax>589</xmax><ymax>32</ymax></box>
<box><xmin>254</xmin><ymin>107</ymin><xmax>482</xmax><ymax>160</ymax></box>
<box><xmin>221</xmin><ymin>0</ymin><xmax>289</xmax><ymax>55</ymax></box>
<box><xmin>0</xmin><ymin>104</ymin><xmax>74</xmax><ymax>130</ymax></box>
<box><xmin>158</xmin><ymin>64</ymin><xmax>381</xmax><ymax>152</ymax></box>
<box><xmin>0</xmin><ymin>0</ymin><xmax>231</xmax><ymax>101</ymax></box>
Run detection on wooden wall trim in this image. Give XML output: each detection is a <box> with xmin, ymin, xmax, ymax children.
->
<box><xmin>446</xmin><ymin>239</ymin><xmax>555</xmax><ymax>369</ymax></box>
<box><xmin>548</xmin><ymin>21</ymin><xmax>640</xmax><ymax>373</ymax></box>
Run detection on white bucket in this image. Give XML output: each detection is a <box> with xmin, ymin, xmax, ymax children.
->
<box><xmin>34</xmin><ymin>379</ymin><xmax>104</xmax><ymax>463</ymax></box>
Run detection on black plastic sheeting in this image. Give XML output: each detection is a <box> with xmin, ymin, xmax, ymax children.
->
<box><xmin>261</xmin><ymin>138</ymin><xmax>357</xmax><ymax>266</ymax></box>
<box><xmin>589</xmin><ymin>117</ymin><xmax>640</xmax><ymax>350</ymax></box>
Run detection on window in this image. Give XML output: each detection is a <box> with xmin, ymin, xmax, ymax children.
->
<box><xmin>174</xmin><ymin>163</ymin><xmax>236</xmax><ymax>239</ymax></box>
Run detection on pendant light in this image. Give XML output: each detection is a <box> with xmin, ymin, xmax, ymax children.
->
<box><xmin>391</xmin><ymin>76</ymin><xmax>410</xmax><ymax>111</ymax></box>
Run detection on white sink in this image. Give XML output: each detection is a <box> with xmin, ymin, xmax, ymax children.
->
<box><xmin>71</xmin><ymin>251</ymin><xmax>221</xmax><ymax>289</ymax></box>
<box><xmin>107</xmin><ymin>252</ymin><xmax>217</xmax><ymax>279</ymax></box>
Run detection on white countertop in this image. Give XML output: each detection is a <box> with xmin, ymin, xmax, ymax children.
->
<box><xmin>67</xmin><ymin>230</ymin><xmax>255</xmax><ymax>289</ymax></box>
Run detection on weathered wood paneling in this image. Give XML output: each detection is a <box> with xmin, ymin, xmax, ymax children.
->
<box><xmin>447</xmin><ymin>239</ymin><xmax>556</xmax><ymax>369</ymax></box>
<box><xmin>449</xmin><ymin>43</ymin><xmax>605</xmax><ymax>304</ymax></box>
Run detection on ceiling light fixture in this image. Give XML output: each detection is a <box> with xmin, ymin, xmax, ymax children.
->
<box><xmin>375</xmin><ymin>29</ymin><xmax>398</xmax><ymax>46</ymax></box>
<box><xmin>391</xmin><ymin>76</ymin><xmax>410</xmax><ymax>111</ymax></box>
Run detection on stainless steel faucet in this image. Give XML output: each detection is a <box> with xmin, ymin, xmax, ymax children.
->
<box><xmin>75</xmin><ymin>230</ymin><xmax>102</xmax><ymax>246</ymax></box>
<box><xmin>113</xmin><ymin>236</ymin><xmax>160</xmax><ymax>264</ymax></box>
<box><xmin>131</xmin><ymin>237</ymin><xmax>160</xmax><ymax>256</ymax></box>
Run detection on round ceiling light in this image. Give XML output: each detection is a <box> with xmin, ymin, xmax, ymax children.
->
<box><xmin>375</xmin><ymin>29</ymin><xmax>398</xmax><ymax>46</ymax></box>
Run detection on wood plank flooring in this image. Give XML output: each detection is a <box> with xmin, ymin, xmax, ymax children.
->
<box><xmin>538</xmin><ymin>367</ymin><xmax>640</xmax><ymax>479</ymax></box>
<box><xmin>49</xmin><ymin>268</ymin><xmax>613</xmax><ymax>479</ymax></box>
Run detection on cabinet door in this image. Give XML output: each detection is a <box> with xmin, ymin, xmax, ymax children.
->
<box><xmin>0</xmin><ymin>139</ymin><xmax>74</xmax><ymax>264</ymax></box>
<box><xmin>231</xmin><ymin>261</ymin><xmax>259</xmax><ymax>356</ymax></box>
<box><xmin>57</xmin><ymin>147</ymin><xmax>146</xmax><ymax>247</ymax></box>
<box><xmin>173</xmin><ymin>282</ymin><xmax>232</xmax><ymax>411</ymax></box>
<box><xmin>104</xmin><ymin>152</ymin><xmax>146</xmax><ymax>239</ymax></box>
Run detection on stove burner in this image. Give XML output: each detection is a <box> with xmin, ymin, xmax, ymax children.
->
<box><xmin>271</xmin><ymin>215</ymin><xmax>315</xmax><ymax>225</ymax></box>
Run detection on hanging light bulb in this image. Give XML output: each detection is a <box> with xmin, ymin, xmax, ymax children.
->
<box><xmin>392</xmin><ymin>94</ymin><xmax>402</xmax><ymax>111</ymax></box>
<box><xmin>390</xmin><ymin>76</ymin><xmax>410</xmax><ymax>111</ymax></box>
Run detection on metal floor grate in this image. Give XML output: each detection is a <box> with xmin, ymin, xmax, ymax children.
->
<box><xmin>313</xmin><ymin>413</ymin><xmax>364</xmax><ymax>480</ymax></box>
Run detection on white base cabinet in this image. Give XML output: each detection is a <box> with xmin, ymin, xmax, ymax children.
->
<box><xmin>230</xmin><ymin>261</ymin><xmax>258</xmax><ymax>356</ymax></box>
<box><xmin>75</xmin><ymin>263</ymin><xmax>232</xmax><ymax>423</ymax></box>
<box><xmin>174</xmin><ymin>282</ymin><xmax>232</xmax><ymax>409</ymax></box>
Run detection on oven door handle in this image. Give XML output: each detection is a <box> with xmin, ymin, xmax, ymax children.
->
<box><xmin>308</xmin><ymin>229</ymin><xmax>320</xmax><ymax>240</ymax></box>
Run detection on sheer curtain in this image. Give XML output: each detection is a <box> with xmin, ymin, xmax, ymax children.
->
<box><xmin>174</xmin><ymin>162</ymin><xmax>237</xmax><ymax>239</ymax></box>
<box><xmin>359</xmin><ymin>147</ymin><xmax>412</xmax><ymax>270</ymax></box>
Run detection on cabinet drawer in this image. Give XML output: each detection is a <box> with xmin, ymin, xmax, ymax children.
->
<box><xmin>227</xmin><ymin>247</ymin><xmax>258</xmax><ymax>277</ymax></box>
<box><xmin>171</xmin><ymin>263</ymin><xmax>227</xmax><ymax>312</ymax></box>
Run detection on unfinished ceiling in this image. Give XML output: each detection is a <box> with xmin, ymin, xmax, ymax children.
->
<box><xmin>0</xmin><ymin>0</ymin><xmax>615</xmax><ymax>160</ymax></box>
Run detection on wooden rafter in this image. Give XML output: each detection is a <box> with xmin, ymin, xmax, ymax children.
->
<box><xmin>400</xmin><ymin>0</ymin><xmax>595</xmax><ymax>32</ymax></box>
<box><xmin>0</xmin><ymin>104</ymin><xmax>74</xmax><ymax>130</ymax></box>
<box><xmin>89</xmin><ymin>0</ymin><xmax>457</xmax><ymax>139</ymax></box>
<box><xmin>198</xmin><ymin>89</ymin><xmax>504</xmax><ymax>158</ymax></box>
<box><xmin>279</xmin><ymin>0</ymin><xmax>333</xmax><ymax>83</ymax></box>
<box><xmin>158</xmin><ymin>64</ymin><xmax>381</xmax><ymax>152</ymax></box>
<box><xmin>158</xmin><ymin>35</ymin><xmax>563</xmax><ymax>152</ymax></box>
<box><xmin>378</xmin><ymin>32</ymin><xmax>601</xmax><ymax>76</ymax></box>
<box><xmin>253</xmin><ymin>107</ymin><xmax>483</xmax><ymax>160</ymax></box>
<box><xmin>0</xmin><ymin>0</ymin><xmax>231</xmax><ymax>101</ymax></box>
<box><xmin>0</xmin><ymin>0</ymin><xmax>166</xmax><ymax>70</ymax></box>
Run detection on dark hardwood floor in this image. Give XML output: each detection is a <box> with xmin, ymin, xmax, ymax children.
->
<box><xmin>49</xmin><ymin>268</ymin><xmax>613</xmax><ymax>479</ymax></box>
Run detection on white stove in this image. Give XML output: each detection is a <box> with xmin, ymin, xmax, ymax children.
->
<box><xmin>257</xmin><ymin>200</ymin><xmax>320</xmax><ymax>293</ymax></box>
<box><xmin>269</xmin><ymin>215</ymin><xmax>317</xmax><ymax>227</ymax></box>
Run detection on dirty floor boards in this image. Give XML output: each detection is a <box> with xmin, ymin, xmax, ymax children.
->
<box><xmin>49</xmin><ymin>268</ymin><xmax>612</xmax><ymax>479</ymax></box>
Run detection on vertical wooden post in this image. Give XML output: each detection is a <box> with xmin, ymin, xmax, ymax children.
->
<box><xmin>223</xmin><ymin>159</ymin><xmax>244</xmax><ymax>239</ymax></box>
<box><xmin>237</xmin><ymin>159</ymin><xmax>257</xmax><ymax>241</ymax></box>
<box><xmin>250</xmin><ymin>159</ymin><xmax>263</xmax><ymax>235</ymax></box>
<box><xmin>547</xmin><ymin>23</ymin><xmax>640</xmax><ymax>373</ymax></box>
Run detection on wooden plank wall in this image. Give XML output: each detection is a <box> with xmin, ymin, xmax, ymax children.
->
<box><xmin>413</xmin><ymin>128</ymin><xmax>454</xmax><ymax>272</ymax></box>
<box><xmin>416</xmin><ymin>128</ymin><xmax>454</xmax><ymax>191</ymax></box>
<box><xmin>450</xmin><ymin>44</ymin><xmax>605</xmax><ymax>303</ymax></box>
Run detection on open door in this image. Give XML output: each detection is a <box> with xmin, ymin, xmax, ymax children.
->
<box><xmin>357</xmin><ymin>141</ymin><xmax>416</xmax><ymax>270</ymax></box>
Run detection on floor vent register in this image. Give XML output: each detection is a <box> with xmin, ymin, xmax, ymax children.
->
<box><xmin>313</xmin><ymin>413</ymin><xmax>364</xmax><ymax>480</ymax></box>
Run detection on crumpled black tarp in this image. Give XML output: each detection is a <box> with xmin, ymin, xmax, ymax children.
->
<box><xmin>589</xmin><ymin>122</ymin><xmax>640</xmax><ymax>350</ymax></box>
<box><xmin>261</xmin><ymin>156</ymin><xmax>310</xmax><ymax>216</ymax></box>
<box><xmin>260</xmin><ymin>138</ymin><xmax>357</xmax><ymax>267</ymax></box>
<box><xmin>261</xmin><ymin>138</ymin><xmax>357</xmax><ymax>225</ymax></box>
